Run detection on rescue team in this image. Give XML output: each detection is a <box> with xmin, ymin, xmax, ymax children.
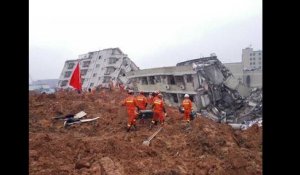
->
<box><xmin>122</xmin><ymin>90</ymin><xmax>193</xmax><ymax>132</ymax></box>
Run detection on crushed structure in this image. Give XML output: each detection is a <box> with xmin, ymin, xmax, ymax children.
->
<box><xmin>58</xmin><ymin>48</ymin><xmax>139</xmax><ymax>90</ymax></box>
<box><xmin>127</xmin><ymin>55</ymin><xmax>262</xmax><ymax>123</ymax></box>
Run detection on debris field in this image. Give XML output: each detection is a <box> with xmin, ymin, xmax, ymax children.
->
<box><xmin>29</xmin><ymin>89</ymin><xmax>262</xmax><ymax>175</ymax></box>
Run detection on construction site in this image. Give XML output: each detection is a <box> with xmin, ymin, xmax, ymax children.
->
<box><xmin>29</xmin><ymin>80</ymin><xmax>262</xmax><ymax>175</ymax></box>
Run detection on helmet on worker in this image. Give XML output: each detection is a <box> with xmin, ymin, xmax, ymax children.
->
<box><xmin>184</xmin><ymin>94</ymin><xmax>189</xmax><ymax>98</ymax></box>
<box><xmin>158</xmin><ymin>93</ymin><xmax>163</xmax><ymax>98</ymax></box>
<box><xmin>128</xmin><ymin>89</ymin><xmax>134</xmax><ymax>94</ymax></box>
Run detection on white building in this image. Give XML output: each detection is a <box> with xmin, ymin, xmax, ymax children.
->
<box><xmin>242</xmin><ymin>47</ymin><xmax>263</xmax><ymax>70</ymax></box>
<box><xmin>58</xmin><ymin>48</ymin><xmax>139</xmax><ymax>90</ymax></box>
<box><xmin>223</xmin><ymin>47</ymin><xmax>262</xmax><ymax>88</ymax></box>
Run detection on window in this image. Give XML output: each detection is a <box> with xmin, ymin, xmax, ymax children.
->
<box><xmin>81</xmin><ymin>69</ymin><xmax>88</xmax><ymax>76</ymax></box>
<box><xmin>141</xmin><ymin>77</ymin><xmax>148</xmax><ymax>85</ymax></box>
<box><xmin>93</xmin><ymin>73</ymin><xmax>97</xmax><ymax>77</ymax></box>
<box><xmin>102</xmin><ymin>77</ymin><xmax>111</xmax><ymax>83</ymax></box>
<box><xmin>250</xmin><ymin>63</ymin><xmax>252</xmax><ymax>65</ymax></box>
<box><xmin>96</xmin><ymin>64</ymin><xmax>100</xmax><ymax>68</ymax></box>
<box><xmin>259</xmin><ymin>53</ymin><xmax>261</xmax><ymax>55</ymax></box>
<box><xmin>259</xmin><ymin>62</ymin><xmax>261</xmax><ymax>65</ymax></box>
<box><xmin>250</xmin><ymin>58</ymin><xmax>252</xmax><ymax>60</ymax></box>
<box><xmin>250</xmin><ymin>53</ymin><xmax>252</xmax><ymax>56</ymax></box>
<box><xmin>83</xmin><ymin>61</ymin><xmax>90</xmax><ymax>68</ymax></box>
<box><xmin>253</xmin><ymin>62</ymin><xmax>255</xmax><ymax>65</ymax></box>
<box><xmin>68</xmin><ymin>63</ymin><xmax>75</xmax><ymax>69</ymax></box>
<box><xmin>253</xmin><ymin>57</ymin><xmax>255</xmax><ymax>60</ymax></box>
<box><xmin>64</xmin><ymin>71</ymin><xmax>72</xmax><ymax>78</ymax></box>
<box><xmin>98</xmin><ymin>56</ymin><xmax>102</xmax><ymax>59</ymax></box>
<box><xmin>175</xmin><ymin>76</ymin><xmax>184</xmax><ymax>84</ymax></box>
<box><xmin>186</xmin><ymin>75</ymin><xmax>193</xmax><ymax>82</ymax></box>
<box><xmin>167</xmin><ymin>75</ymin><xmax>175</xmax><ymax>85</ymax></box>
<box><xmin>259</xmin><ymin>57</ymin><xmax>261</xmax><ymax>60</ymax></box>
<box><xmin>149</xmin><ymin>76</ymin><xmax>155</xmax><ymax>84</ymax></box>
<box><xmin>253</xmin><ymin>53</ymin><xmax>256</xmax><ymax>56</ymax></box>
<box><xmin>98</xmin><ymin>77</ymin><xmax>101</xmax><ymax>80</ymax></box>
<box><xmin>109</xmin><ymin>57</ymin><xmax>119</xmax><ymax>64</ymax></box>
<box><xmin>155</xmin><ymin>76</ymin><xmax>161</xmax><ymax>83</ymax></box>
<box><xmin>123</xmin><ymin>59</ymin><xmax>128</xmax><ymax>67</ymax></box>
<box><xmin>90</xmin><ymin>83</ymin><xmax>94</xmax><ymax>87</ymax></box>
<box><xmin>105</xmin><ymin>67</ymin><xmax>116</xmax><ymax>75</ymax></box>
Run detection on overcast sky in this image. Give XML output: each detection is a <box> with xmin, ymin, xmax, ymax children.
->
<box><xmin>29</xmin><ymin>0</ymin><xmax>262</xmax><ymax>81</ymax></box>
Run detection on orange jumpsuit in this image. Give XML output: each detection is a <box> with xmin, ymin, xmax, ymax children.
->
<box><xmin>182</xmin><ymin>98</ymin><xmax>192</xmax><ymax>122</ymax></box>
<box><xmin>135</xmin><ymin>94</ymin><xmax>148</xmax><ymax>110</ymax></box>
<box><xmin>152</xmin><ymin>98</ymin><xmax>165</xmax><ymax>124</ymax></box>
<box><xmin>122</xmin><ymin>95</ymin><xmax>138</xmax><ymax>127</ymax></box>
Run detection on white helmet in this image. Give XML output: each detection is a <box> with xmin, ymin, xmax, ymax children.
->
<box><xmin>184</xmin><ymin>94</ymin><xmax>189</xmax><ymax>98</ymax></box>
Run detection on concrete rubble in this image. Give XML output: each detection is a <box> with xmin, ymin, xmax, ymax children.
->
<box><xmin>180</xmin><ymin>57</ymin><xmax>262</xmax><ymax>126</ymax></box>
<box><xmin>128</xmin><ymin>56</ymin><xmax>262</xmax><ymax>126</ymax></box>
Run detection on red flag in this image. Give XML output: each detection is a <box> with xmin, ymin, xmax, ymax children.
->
<box><xmin>69</xmin><ymin>62</ymin><xmax>82</xmax><ymax>90</ymax></box>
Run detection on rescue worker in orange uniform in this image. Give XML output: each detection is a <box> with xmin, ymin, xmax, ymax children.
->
<box><xmin>150</xmin><ymin>93</ymin><xmax>167</xmax><ymax>128</ymax></box>
<box><xmin>181</xmin><ymin>94</ymin><xmax>193</xmax><ymax>123</ymax></box>
<box><xmin>135</xmin><ymin>91</ymin><xmax>148</xmax><ymax>110</ymax></box>
<box><xmin>122</xmin><ymin>90</ymin><xmax>139</xmax><ymax>132</ymax></box>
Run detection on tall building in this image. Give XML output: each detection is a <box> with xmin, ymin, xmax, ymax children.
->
<box><xmin>223</xmin><ymin>47</ymin><xmax>262</xmax><ymax>88</ymax></box>
<box><xmin>242</xmin><ymin>47</ymin><xmax>263</xmax><ymax>70</ymax></box>
<box><xmin>58</xmin><ymin>48</ymin><xmax>139</xmax><ymax>90</ymax></box>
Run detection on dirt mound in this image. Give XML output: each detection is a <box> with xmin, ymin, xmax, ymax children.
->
<box><xmin>29</xmin><ymin>89</ymin><xmax>262</xmax><ymax>175</ymax></box>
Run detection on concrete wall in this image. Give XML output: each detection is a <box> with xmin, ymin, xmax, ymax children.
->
<box><xmin>243</xmin><ymin>70</ymin><xmax>262</xmax><ymax>88</ymax></box>
<box><xmin>224</xmin><ymin>62</ymin><xmax>243</xmax><ymax>82</ymax></box>
<box><xmin>224</xmin><ymin>61</ymin><xmax>262</xmax><ymax>88</ymax></box>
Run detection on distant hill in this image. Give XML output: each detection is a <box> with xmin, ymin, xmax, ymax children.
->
<box><xmin>31</xmin><ymin>79</ymin><xmax>59</xmax><ymax>88</ymax></box>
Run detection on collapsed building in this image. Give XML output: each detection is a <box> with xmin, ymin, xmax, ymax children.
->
<box><xmin>126</xmin><ymin>55</ymin><xmax>262</xmax><ymax>124</ymax></box>
<box><xmin>58</xmin><ymin>48</ymin><xmax>139</xmax><ymax>90</ymax></box>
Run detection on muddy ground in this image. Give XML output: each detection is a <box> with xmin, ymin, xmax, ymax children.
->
<box><xmin>29</xmin><ymin>89</ymin><xmax>262</xmax><ymax>175</ymax></box>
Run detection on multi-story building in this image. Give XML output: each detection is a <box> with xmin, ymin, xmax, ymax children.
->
<box><xmin>58</xmin><ymin>48</ymin><xmax>139</xmax><ymax>90</ymax></box>
<box><xmin>242</xmin><ymin>47</ymin><xmax>263</xmax><ymax>70</ymax></box>
<box><xmin>127</xmin><ymin>56</ymin><xmax>250</xmax><ymax>113</ymax></box>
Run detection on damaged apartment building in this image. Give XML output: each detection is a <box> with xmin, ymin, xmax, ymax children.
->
<box><xmin>127</xmin><ymin>55</ymin><xmax>262</xmax><ymax>123</ymax></box>
<box><xmin>58</xmin><ymin>48</ymin><xmax>139</xmax><ymax>90</ymax></box>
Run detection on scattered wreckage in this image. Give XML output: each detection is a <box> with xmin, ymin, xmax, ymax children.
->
<box><xmin>189</xmin><ymin>57</ymin><xmax>262</xmax><ymax>127</ymax></box>
<box><xmin>53</xmin><ymin>111</ymin><xmax>100</xmax><ymax>127</ymax></box>
<box><xmin>127</xmin><ymin>56</ymin><xmax>262</xmax><ymax>129</ymax></box>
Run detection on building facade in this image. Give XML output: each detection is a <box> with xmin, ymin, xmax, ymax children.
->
<box><xmin>242</xmin><ymin>47</ymin><xmax>263</xmax><ymax>70</ymax></box>
<box><xmin>58</xmin><ymin>48</ymin><xmax>139</xmax><ymax>90</ymax></box>
<box><xmin>127</xmin><ymin>56</ymin><xmax>251</xmax><ymax>113</ymax></box>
